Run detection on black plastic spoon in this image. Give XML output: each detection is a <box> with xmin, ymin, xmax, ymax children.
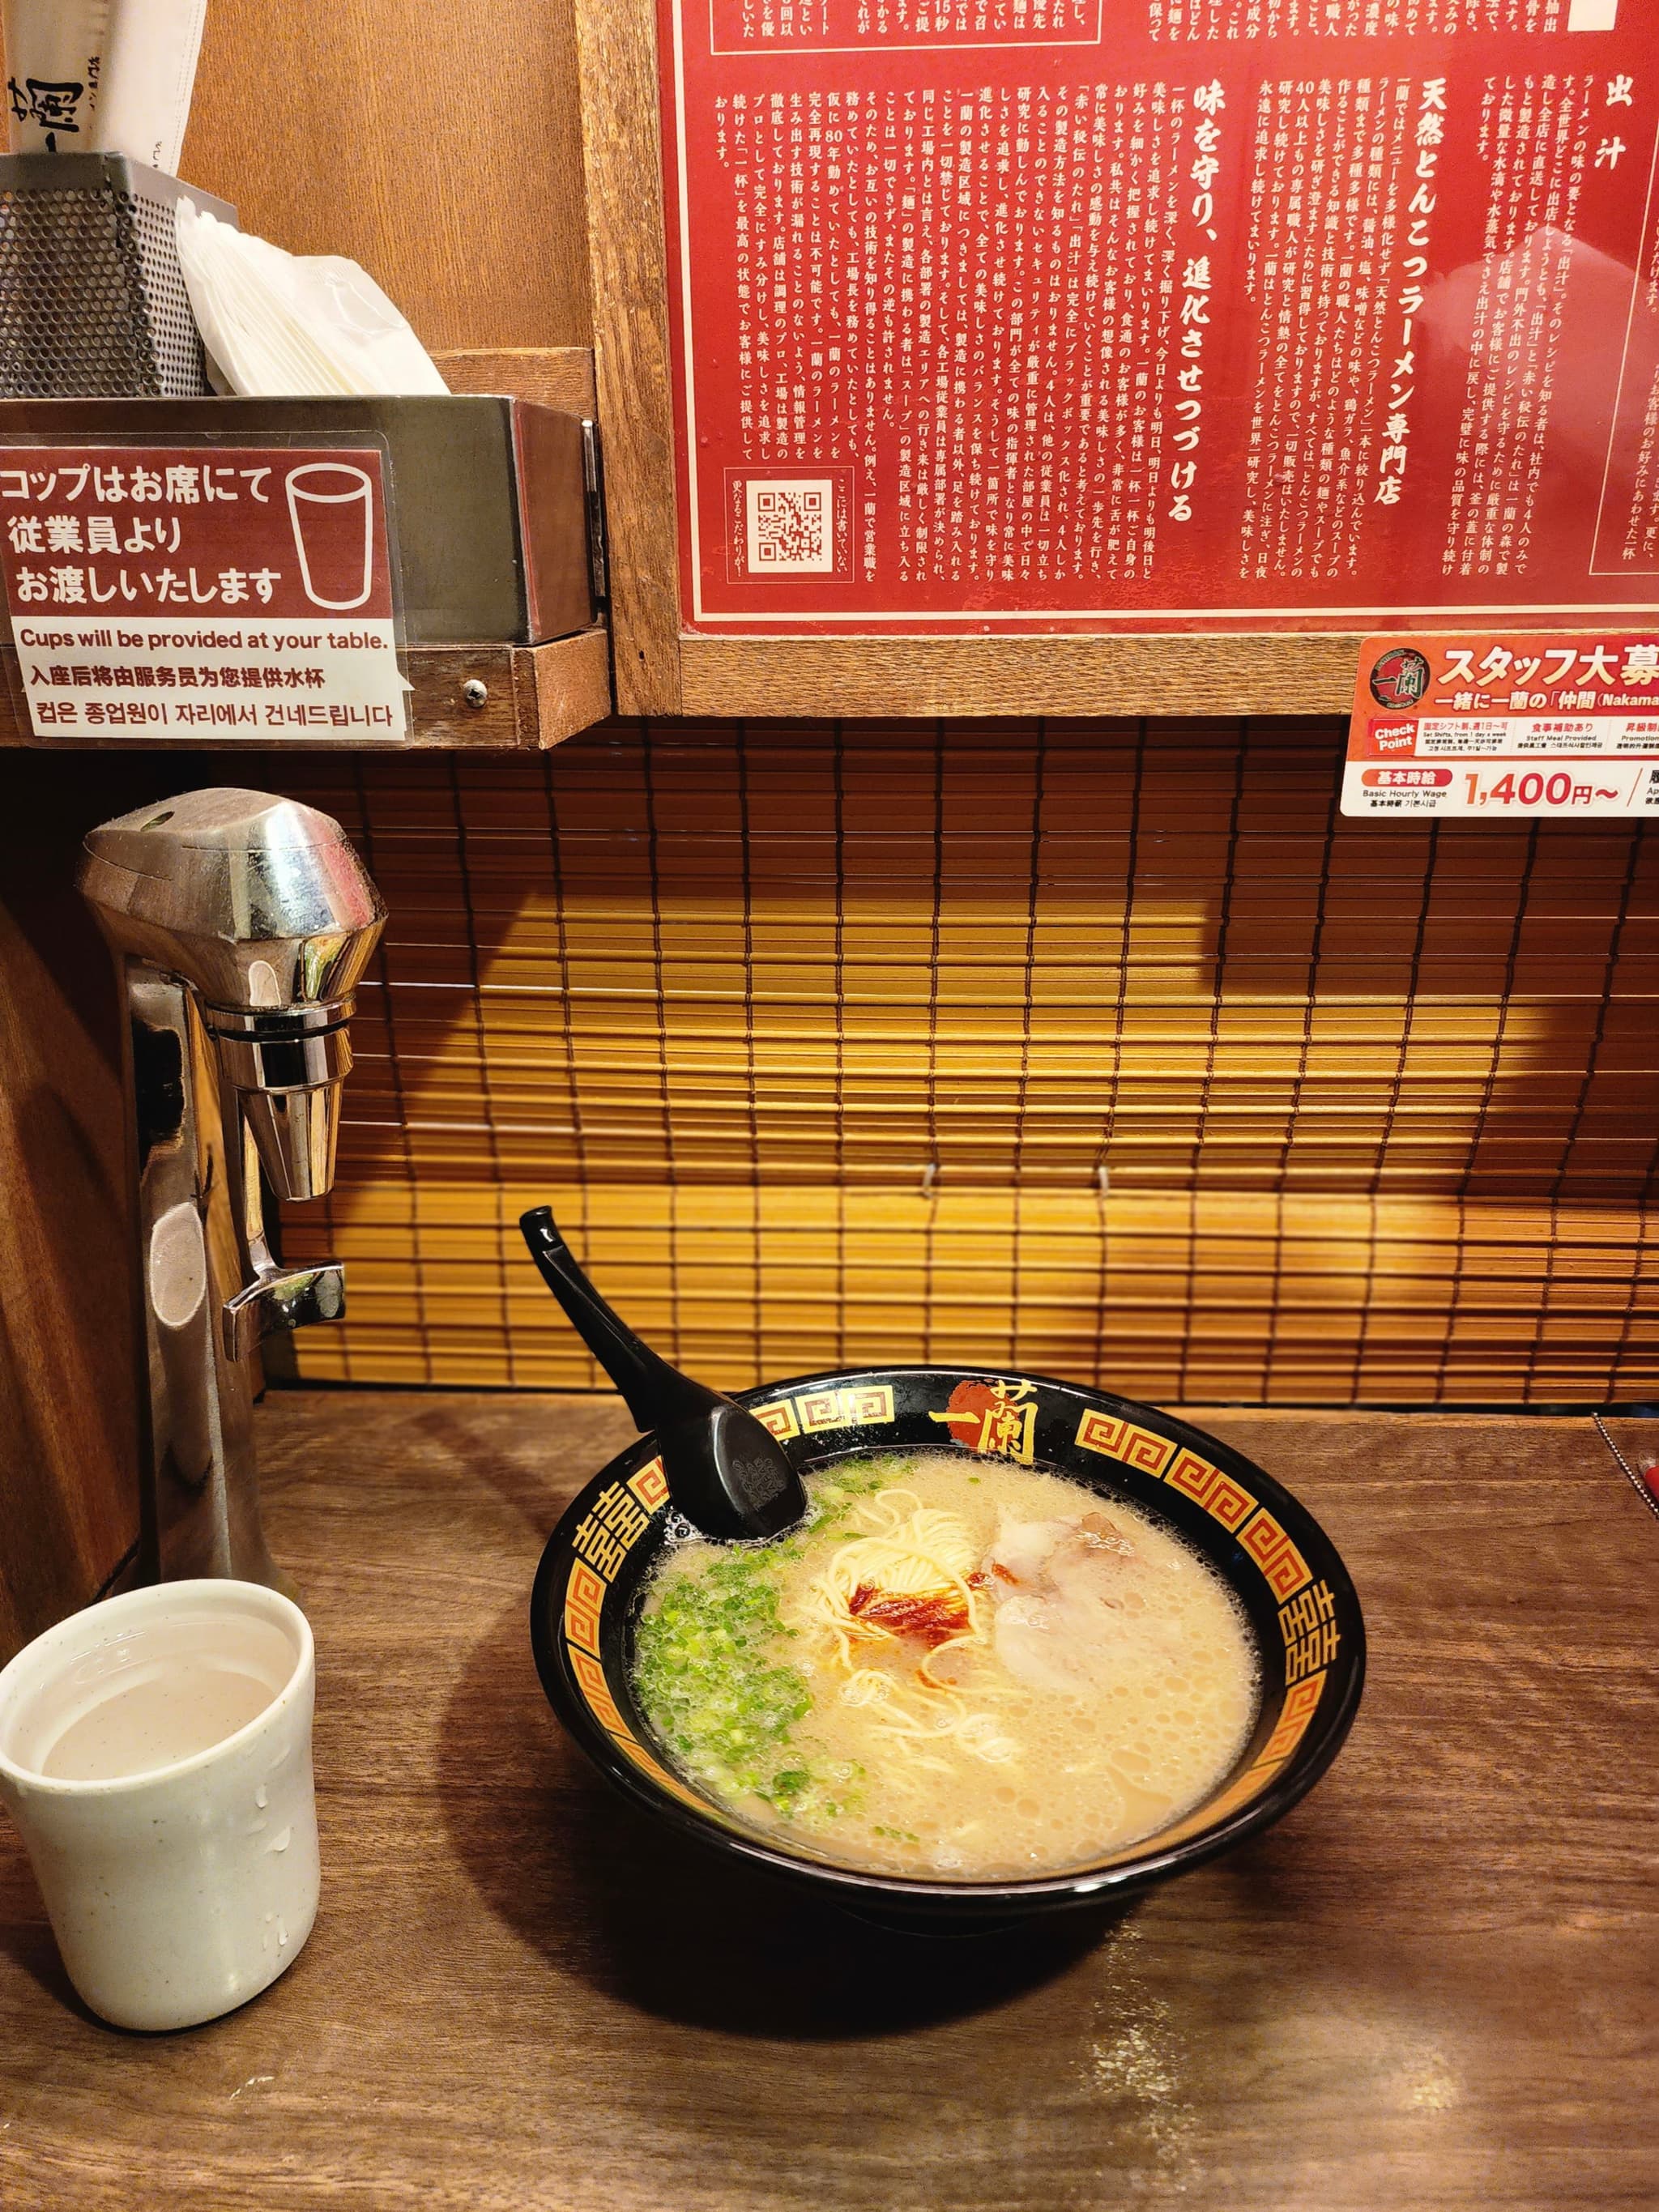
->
<box><xmin>519</xmin><ymin>1205</ymin><xmax>808</xmax><ymax>1542</ymax></box>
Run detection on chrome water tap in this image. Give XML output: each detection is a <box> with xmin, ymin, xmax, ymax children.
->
<box><xmin>79</xmin><ymin>791</ymin><xmax>386</xmax><ymax>1585</ymax></box>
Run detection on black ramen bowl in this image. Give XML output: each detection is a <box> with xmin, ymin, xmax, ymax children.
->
<box><xmin>530</xmin><ymin>1366</ymin><xmax>1364</xmax><ymax>1929</ymax></box>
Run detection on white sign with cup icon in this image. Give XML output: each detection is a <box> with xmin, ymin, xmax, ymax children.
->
<box><xmin>285</xmin><ymin>461</ymin><xmax>377</xmax><ymax>612</ymax></box>
<box><xmin>0</xmin><ymin>441</ymin><xmax>411</xmax><ymax>739</ymax></box>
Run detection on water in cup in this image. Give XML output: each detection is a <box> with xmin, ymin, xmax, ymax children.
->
<box><xmin>31</xmin><ymin>1610</ymin><xmax>294</xmax><ymax>1781</ymax></box>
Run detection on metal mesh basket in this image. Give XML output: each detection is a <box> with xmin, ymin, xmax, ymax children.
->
<box><xmin>0</xmin><ymin>156</ymin><xmax>237</xmax><ymax>399</ymax></box>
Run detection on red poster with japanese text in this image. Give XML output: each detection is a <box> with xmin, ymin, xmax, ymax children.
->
<box><xmin>0</xmin><ymin>445</ymin><xmax>409</xmax><ymax>739</ymax></box>
<box><xmin>659</xmin><ymin>0</ymin><xmax>1659</xmax><ymax>634</ymax></box>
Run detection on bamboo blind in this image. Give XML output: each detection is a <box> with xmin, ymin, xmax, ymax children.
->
<box><xmin>279</xmin><ymin>718</ymin><xmax>1658</xmax><ymax>1404</ymax></box>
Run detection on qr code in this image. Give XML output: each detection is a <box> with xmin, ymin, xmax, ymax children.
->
<box><xmin>745</xmin><ymin>479</ymin><xmax>834</xmax><ymax>573</ymax></box>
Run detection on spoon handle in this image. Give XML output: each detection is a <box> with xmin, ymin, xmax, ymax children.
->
<box><xmin>518</xmin><ymin>1206</ymin><xmax>687</xmax><ymax>1429</ymax></box>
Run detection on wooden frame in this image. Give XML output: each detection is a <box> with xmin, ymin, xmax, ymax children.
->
<box><xmin>676</xmin><ymin>633</ymin><xmax>1362</xmax><ymax>718</ymax></box>
<box><xmin>571</xmin><ymin>0</ymin><xmax>1372</xmax><ymax>722</ymax></box>
<box><xmin>433</xmin><ymin>350</ymin><xmax>598</xmax><ymax>417</ymax></box>
<box><xmin>574</xmin><ymin>0</ymin><xmax>684</xmax><ymax>714</ymax></box>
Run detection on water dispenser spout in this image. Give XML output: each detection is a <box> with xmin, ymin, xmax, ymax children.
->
<box><xmin>79</xmin><ymin>790</ymin><xmax>386</xmax><ymax>1583</ymax></box>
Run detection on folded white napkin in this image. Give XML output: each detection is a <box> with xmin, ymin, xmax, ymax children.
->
<box><xmin>175</xmin><ymin>200</ymin><xmax>450</xmax><ymax>398</ymax></box>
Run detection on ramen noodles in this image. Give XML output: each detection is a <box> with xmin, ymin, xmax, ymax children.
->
<box><xmin>632</xmin><ymin>1450</ymin><xmax>1260</xmax><ymax>1879</ymax></box>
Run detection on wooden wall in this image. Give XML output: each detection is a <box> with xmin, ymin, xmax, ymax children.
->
<box><xmin>182</xmin><ymin>2</ymin><xmax>592</xmax><ymax>352</ymax></box>
<box><xmin>0</xmin><ymin>5</ymin><xmax>593</xmax><ymax>354</ymax></box>
<box><xmin>0</xmin><ymin>0</ymin><xmax>596</xmax><ymax>1659</ymax></box>
<box><xmin>0</xmin><ymin>760</ymin><xmax>160</xmax><ymax>1660</ymax></box>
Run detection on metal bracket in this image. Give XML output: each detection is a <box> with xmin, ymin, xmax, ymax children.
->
<box><xmin>580</xmin><ymin>417</ymin><xmax>609</xmax><ymax>610</ymax></box>
<box><xmin>223</xmin><ymin>1261</ymin><xmax>346</xmax><ymax>1363</ymax></box>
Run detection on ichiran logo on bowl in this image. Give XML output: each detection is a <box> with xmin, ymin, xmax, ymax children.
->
<box><xmin>930</xmin><ymin>1378</ymin><xmax>1038</xmax><ymax>1463</ymax></box>
<box><xmin>1368</xmin><ymin>645</ymin><xmax>1431</xmax><ymax>709</ymax></box>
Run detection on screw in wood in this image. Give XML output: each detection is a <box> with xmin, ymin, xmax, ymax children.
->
<box><xmin>462</xmin><ymin>679</ymin><xmax>488</xmax><ymax>710</ymax></box>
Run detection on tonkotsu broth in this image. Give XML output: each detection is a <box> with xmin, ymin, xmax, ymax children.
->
<box><xmin>632</xmin><ymin>1450</ymin><xmax>1260</xmax><ymax>1879</ymax></box>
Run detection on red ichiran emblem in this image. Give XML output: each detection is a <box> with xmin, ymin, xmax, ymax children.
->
<box><xmin>928</xmin><ymin>1378</ymin><xmax>1038</xmax><ymax>1464</ymax></box>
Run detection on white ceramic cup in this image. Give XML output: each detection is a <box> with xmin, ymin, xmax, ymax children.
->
<box><xmin>0</xmin><ymin>1579</ymin><xmax>319</xmax><ymax>2031</ymax></box>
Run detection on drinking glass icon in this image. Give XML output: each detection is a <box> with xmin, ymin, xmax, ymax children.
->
<box><xmin>284</xmin><ymin>463</ymin><xmax>375</xmax><ymax>610</ymax></box>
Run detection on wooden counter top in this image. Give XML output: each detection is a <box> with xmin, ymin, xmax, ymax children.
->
<box><xmin>3</xmin><ymin>1394</ymin><xmax>1656</xmax><ymax>2210</ymax></box>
